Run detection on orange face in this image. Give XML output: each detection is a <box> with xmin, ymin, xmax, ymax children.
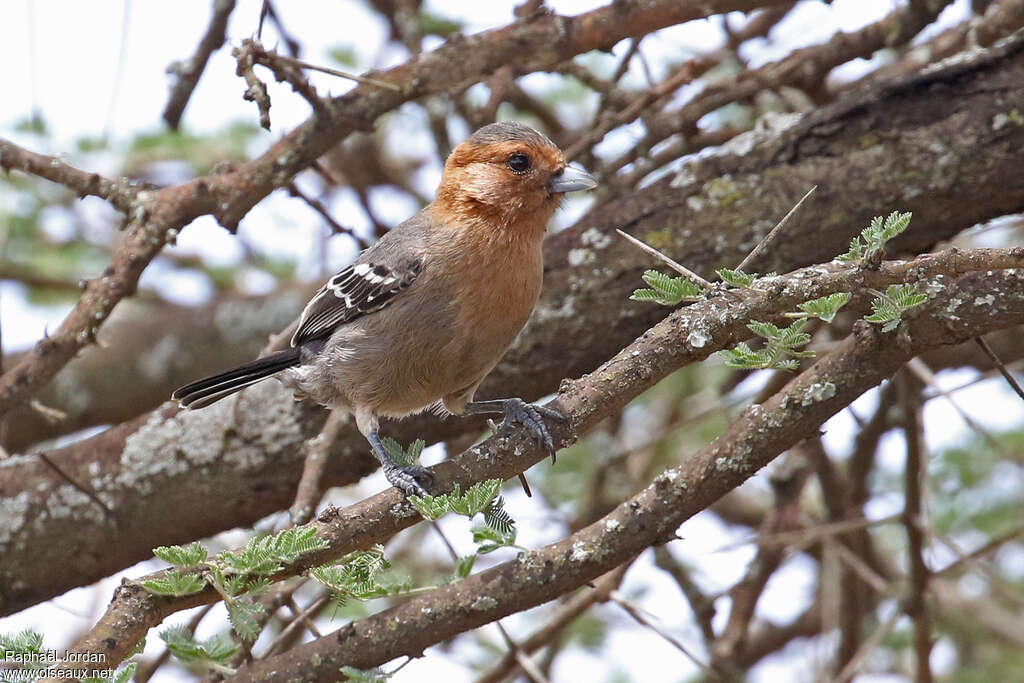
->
<box><xmin>434</xmin><ymin>122</ymin><xmax>595</xmax><ymax>231</ymax></box>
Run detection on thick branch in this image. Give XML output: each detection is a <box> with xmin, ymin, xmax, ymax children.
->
<box><xmin>226</xmin><ymin>268</ymin><xmax>1024</xmax><ymax>682</ymax></box>
<box><xmin>6</xmin><ymin>32</ymin><xmax>1024</xmax><ymax>613</ymax></box>
<box><xmin>46</xmin><ymin>250</ymin><xmax>1024</xmax><ymax>672</ymax></box>
<box><xmin>1</xmin><ymin>286</ymin><xmax>313</xmax><ymax>452</ymax></box>
<box><xmin>0</xmin><ymin>0</ymin><xmax>776</xmax><ymax>420</ymax></box>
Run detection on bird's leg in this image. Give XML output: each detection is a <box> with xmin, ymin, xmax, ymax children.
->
<box><xmin>366</xmin><ymin>431</ymin><xmax>433</xmax><ymax>498</ymax></box>
<box><xmin>464</xmin><ymin>398</ymin><xmax>564</xmax><ymax>462</ymax></box>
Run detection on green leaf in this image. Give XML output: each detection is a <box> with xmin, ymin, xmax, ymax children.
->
<box><xmin>227</xmin><ymin>599</ymin><xmax>265</xmax><ymax>642</ymax></box>
<box><xmin>82</xmin><ymin>661</ymin><xmax>138</xmax><ymax>683</ymax></box>
<box><xmin>417</xmin><ymin>10</ymin><xmax>464</xmax><ymax>37</ymax></box>
<box><xmin>340</xmin><ymin>666</ymin><xmax>392</xmax><ymax>682</ymax></box>
<box><xmin>245</xmin><ymin>576</ymin><xmax>271</xmax><ymax>597</ymax></box>
<box><xmin>716</xmin><ymin>268</ymin><xmax>757</xmax><ymax>288</ymax></box>
<box><xmin>455</xmin><ymin>555</ymin><xmax>477</xmax><ymax>578</ymax></box>
<box><xmin>881</xmin><ymin>211</ymin><xmax>913</xmax><ymax>240</ymax></box>
<box><xmin>631</xmin><ymin>270</ymin><xmax>704</xmax><ymax>305</ymax></box>
<box><xmin>447</xmin><ymin>480</ymin><xmax>502</xmax><ymax>517</ymax></box>
<box><xmin>1</xmin><ymin>629</ymin><xmax>46</xmax><ymax>673</ymax></box>
<box><xmin>630</xmin><ymin>288</ymin><xmax>670</xmax><ymax>304</ymax></box>
<box><xmin>864</xmin><ymin>283</ymin><xmax>927</xmax><ymax>331</ymax></box>
<box><xmin>141</xmin><ymin>570</ymin><xmax>206</xmax><ymax>596</ymax></box>
<box><xmin>110</xmin><ymin>662</ymin><xmax>138</xmax><ymax>683</ymax></box>
<box><xmin>483</xmin><ymin>496</ymin><xmax>516</xmax><ymax>538</ymax></box>
<box><xmin>837</xmin><ymin>211</ymin><xmax>912</xmax><ymax>262</ymax></box>
<box><xmin>14</xmin><ymin>115</ymin><xmax>48</xmax><ymax>136</ymax></box>
<box><xmin>747</xmin><ymin>320</ymin><xmax>785</xmax><ymax>341</ymax></box>
<box><xmin>778</xmin><ymin>318</ymin><xmax>812</xmax><ymax>348</ymax></box>
<box><xmin>159</xmin><ymin>626</ymin><xmax>237</xmax><ymax>665</ymax></box>
<box><xmin>0</xmin><ymin>629</ymin><xmax>44</xmax><ymax>656</ymax></box>
<box><xmin>153</xmin><ymin>541</ymin><xmax>208</xmax><ymax>567</ymax></box>
<box><xmin>310</xmin><ymin>546</ymin><xmax>395</xmax><ymax>603</ymax></box>
<box><xmin>219</xmin><ymin>526</ymin><xmax>328</xmax><ymax>576</ymax></box>
<box><xmin>471</xmin><ymin>525</ymin><xmax>515</xmax><ymax>554</ymax></box>
<box><xmin>328</xmin><ymin>45</ymin><xmax>358</xmax><ymax>68</ymax></box>
<box><xmin>381</xmin><ymin>437</ymin><xmax>424</xmax><ymax>468</ymax></box>
<box><xmin>719</xmin><ymin>342</ymin><xmax>774</xmax><ymax>369</ymax></box>
<box><xmin>797</xmin><ymin>292</ymin><xmax>851</xmax><ymax>322</ymax></box>
<box><xmin>722</xmin><ymin>318</ymin><xmax>815</xmax><ymax>371</ymax></box>
<box><xmin>408</xmin><ymin>492</ymin><xmax>450</xmax><ymax>520</ymax></box>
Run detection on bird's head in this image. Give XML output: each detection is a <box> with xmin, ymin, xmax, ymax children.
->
<box><xmin>434</xmin><ymin>122</ymin><xmax>597</xmax><ymax>235</ymax></box>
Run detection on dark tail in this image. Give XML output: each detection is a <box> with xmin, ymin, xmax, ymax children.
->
<box><xmin>172</xmin><ymin>348</ymin><xmax>301</xmax><ymax>409</ymax></box>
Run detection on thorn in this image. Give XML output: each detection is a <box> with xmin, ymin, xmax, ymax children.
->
<box><xmin>736</xmin><ymin>186</ymin><xmax>817</xmax><ymax>272</ymax></box>
<box><xmin>615</xmin><ymin>229</ymin><xmax>714</xmax><ymax>288</ymax></box>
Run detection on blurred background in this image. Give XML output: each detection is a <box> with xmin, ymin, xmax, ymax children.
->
<box><xmin>2</xmin><ymin>1</ymin><xmax>1024</xmax><ymax>681</ymax></box>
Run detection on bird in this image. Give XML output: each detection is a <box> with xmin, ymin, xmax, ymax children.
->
<box><xmin>172</xmin><ymin>121</ymin><xmax>598</xmax><ymax>497</ymax></box>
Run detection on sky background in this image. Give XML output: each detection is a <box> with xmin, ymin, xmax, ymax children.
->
<box><xmin>3</xmin><ymin>1</ymin><xmax>1021</xmax><ymax>681</ymax></box>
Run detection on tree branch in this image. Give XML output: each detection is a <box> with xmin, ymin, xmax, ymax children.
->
<box><xmin>6</xmin><ymin>30</ymin><xmax>1024</xmax><ymax>614</ymax></box>
<box><xmin>226</xmin><ymin>268</ymin><xmax>1024</xmax><ymax>683</ymax></box>
<box><xmin>44</xmin><ymin>249</ymin><xmax>1024</xmax><ymax>674</ymax></box>
<box><xmin>0</xmin><ymin>137</ymin><xmax>143</xmax><ymax>213</ymax></box>
<box><xmin>0</xmin><ymin>0</ymin><xmax>773</xmax><ymax>421</ymax></box>
<box><xmin>162</xmin><ymin>0</ymin><xmax>237</xmax><ymax>129</ymax></box>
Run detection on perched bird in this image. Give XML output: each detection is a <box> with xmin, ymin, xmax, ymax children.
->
<box><xmin>172</xmin><ymin>122</ymin><xmax>597</xmax><ymax>496</ymax></box>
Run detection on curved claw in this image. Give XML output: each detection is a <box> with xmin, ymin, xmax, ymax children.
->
<box><xmin>383</xmin><ymin>463</ymin><xmax>433</xmax><ymax>498</ymax></box>
<box><xmin>499</xmin><ymin>398</ymin><xmax>561</xmax><ymax>463</ymax></box>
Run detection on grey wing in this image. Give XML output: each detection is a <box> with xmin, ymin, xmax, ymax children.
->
<box><xmin>290</xmin><ymin>258</ymin><xmax>423</xmax><ymax>346</ymax></box>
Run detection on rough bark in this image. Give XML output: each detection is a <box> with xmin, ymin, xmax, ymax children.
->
<box><xmin>4</xmin><ymin>33</ymin><xmax>1024</xmax><ymax>616</ymax></box>
<box><xmin>0</xmin><ymin>0</ymin><xmax>780</xmax><ymax>420</ymax></box>
<box><xmin>1</xmin><ymin>286</ymin><xmax>313</xmax><ymax>452</ymax></box>
<box><xmin>55</xmin><ymin>260</ymin><xmax>1024</xmax><ymax>678</ymax></box>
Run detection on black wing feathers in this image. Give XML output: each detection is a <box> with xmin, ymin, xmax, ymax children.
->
<box><xmin>290</xmin><ymin>259</ymin><xmax>422</xmax><ymax>346</ymax></box>
<box><xmin>171</xmin><ymin>348</ymin><xmax>301</xmax><ymax>409</ymax></box>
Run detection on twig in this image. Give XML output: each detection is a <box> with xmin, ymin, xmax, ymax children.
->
<box><xmin>289</xmin><ymin>410</ymin><xmax>348</xmax><ymax>525</ymax></box>
<box><xmin>563</xmin><ymin>62</ymin><xmax>700</xmax><ymax>161</ymax></box>
<box><xmin>0</xmin><ymin>137</ymin><xmax>142</xmax><ymax>214</ymax></box>
<box><xmin>898</xmin><ymin>370</ymin><xmax>933</xmax><ymax>683</ymax></box>
<box><xmin>610</xmin><ymin>590</ymin><xmax>716</xmax><ymax>676</ymax></box>
<box><xmin>975</xmin><ymin>335</ymin><xmax>1024</xmax><ymax>402</ymax></box>
<box><xmin>286</xmin><ymin>595</ymin><xmax>321</xmax><ymax>638</ymax></box>
<box><xmin>615</xmin><ymin>228</ymin><xmax>714</xmax><ymax>289</ymax></box>
<box><xmin>493</xmin><ymin>621</ymin><xmax>550</xmax><ymax>683</ymax></box>
<box><xmin>834</xmin><ymin>608</ymin><xmax>901</xmax><ymax>683</ymax></box>
<box><xmin>257</xmin><ymin>0</ymin><xmax>301</xmax><ymax>56</ymax></box>
<box><xmin>906</xmin><ymin>357</ymin><xmax>1008</xmax><ymax>456</ymax></box>
<box><xmin>600</xmin><ymin>0</ymin><xmax>951</xmax><ymax>183</ymax></box>
<box><xmin>36</xmin><ymin>452</ymin><xmax>113</xmax><ymax>520</ymax></box>
<box><xmin>930</xmin><ymin>528</ymin><xmax>1024</xmax><ymax>611</ymax></box>
<box><xmin>933</xmin><ymin>522</ymin><xmax>1024</xmax><ymax>578</ymax></box>
<box><xmin>163</xmin><ymin>0</ymin><xmax>237</xmax><ymax>129</ymax></box>
<box><xmin>712</xmin><ymin>513</ymin><xmax>900</xmax><ymax>553</ymax></box>
<box><xmin>286</xmin><ymin>181</ymin><xmax>369</xmax><ymax>247</ymax></box>
<box><xmin>832</xmin><ymin>542</ymin><xmax>892</xmax><ymax>596</ymax></box>
<box><xmin>735</xmin><ymin>186</ymin><xmax>817</xmax><ymax>272</ymax></box>
<box><xmin>134</xmin><ymin>603</ymin><xmax>215</xmax><ymax>683</ymax></box>
<box><xmin>268</xmin><ymin>52</ymin><xmax>401</xmax><ymax>91</ymax></box>
<box><xmin>29</xmin><ymin>399</ymin><xmax>67</xmax><ymax>424</ymax></box>
<box><xmin>652</xmin><ymin>548</ymin><xmax>716</xmax><ymax>644</ymax></box>
<box><xmin>235</xmin><ymin>40</ymin><xmax>331</xmax><ymax>126</ymax></box>
<box><xmin>431</xmin><ymin>518</ymin><xmax>548</xmax><ymax>683</ymax></box>
<box><xmin>103</xmin><ymin>0</ymin><xmax>131</xmax><ymax>141</ymax></box>
<box><xmin>262</xmin><ymin>594</ymin><xmax>330</xmax><ymax>658</ymax></box>
<box><xmin>233</xmin><ymin>40</ymin><xmax>273</xmax><ymax>129</ymax></box>
<box><xmin>478</xmin><ymin>563</ymin><xmax>632</xmax><ymax>683</ymax></box>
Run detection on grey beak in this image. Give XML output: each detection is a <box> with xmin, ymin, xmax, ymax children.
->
<box><xmin>549</xmin><ymin>165</ymin><xmax>598</xmax><ymax>193</ymax></box>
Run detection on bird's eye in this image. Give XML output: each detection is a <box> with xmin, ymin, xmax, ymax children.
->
<box><xmin>507</xmin><ymin>153</ymin><xmax>531</xmax><ymax>174</ymax></box>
